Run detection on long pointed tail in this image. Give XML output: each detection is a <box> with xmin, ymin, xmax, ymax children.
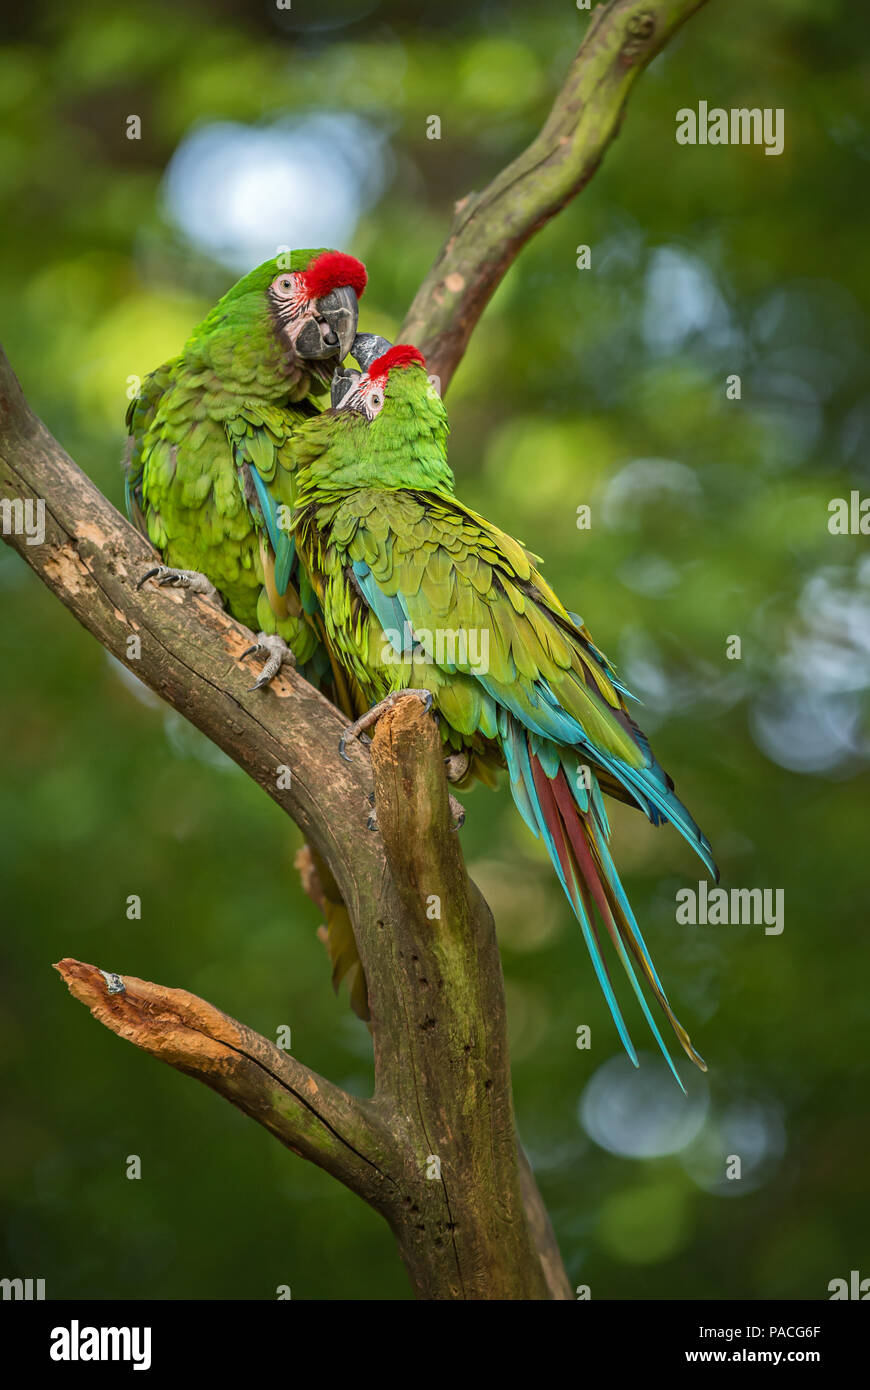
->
<box><xmin>501</xmin><ymin>719</ymin><xmax>706</xmax><ymax>1088</ymax></box>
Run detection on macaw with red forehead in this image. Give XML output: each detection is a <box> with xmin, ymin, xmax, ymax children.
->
<box><xmin>126</xmin><ymin>249</ymin><xmax>368</xmax><ymax>691</ymax></box>
<box><xmin>289</xmin><ymin>342</ymin><xmax>719</xmax><ymax>1085</ymax></box>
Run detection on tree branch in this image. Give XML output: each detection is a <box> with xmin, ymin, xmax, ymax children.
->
<box><xmin>400</xmin><ymin>0</ymin><xmax>710</xmax><ymax>390</ymax></box>
<box><xmin>362</xmin><ymin>700</ymin><xmax>558</xmax><ymax>1298</ymax></box>
<box><xmin>0</xmin><ymin>346</ymin><xmax>375</xmax><ymax>874</ymax></box>
<box><xmin>1</xmin><ymin>0</ymin><xmax>712</xmax><ymax>1299</ymax></box>
<box><xmin>0</xmin><ymin>349</ymin><xmax>568</xmax><ymax>1297</ymax></box>
<box><xmin>54</xmin><ymin>958</ymin><xmax>397</xmax><ymax>1204</ymax></box>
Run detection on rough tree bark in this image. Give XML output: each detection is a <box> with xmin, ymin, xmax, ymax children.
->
<box><xmin>0</xmin><ymin>0</ymin><xmax>709</xmax><ymax>1300</ymax></box>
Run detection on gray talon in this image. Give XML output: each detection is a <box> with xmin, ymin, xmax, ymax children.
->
<box><xmin>244</xmin><ymin>632</ymin><xmax>296</xmax><ymax>690</ymax></box>
<box><xmin>337</xmin><ymin>729</ymin><xmax>370</xmax><ymax>763</ymax></box>
<box><xmin>338</xmin><ymin>689</ymin><xmax>435</xmax><ymax>762</ymax></box>
<box><xmin>137</xmin><ymin>565</ymin><xmax>223</xmax><ymax>605</ymax></box>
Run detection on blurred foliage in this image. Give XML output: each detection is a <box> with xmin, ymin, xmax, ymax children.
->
<box><xmin>1</xmin><ymin>0</ymin><xmax>869</xmax><ymax>1300</ymax></box>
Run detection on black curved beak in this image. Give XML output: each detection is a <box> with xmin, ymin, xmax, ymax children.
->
<box><xmin>331</xmin><ymin>366</ymin><xmax>362</xmax><ymax>409</ymax></box>
<box><xmin>294</xmin><ymin>286</ymin><xmax>359</xmax><ymax>362</ymax></box>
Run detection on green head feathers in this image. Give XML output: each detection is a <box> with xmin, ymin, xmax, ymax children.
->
<box><xmin>184</xmin><ymin>248</ymin><xmax>368</xmax><ymax>396</ymax></box>
<box><xmin>297</xmin><ymin>344</ymin><xmax>453</xmax><ymax>494</ymax></box>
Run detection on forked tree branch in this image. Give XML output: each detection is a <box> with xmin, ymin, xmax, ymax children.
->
<box><xmin>0</xmin><ymin>353</ymin><xmax>564</xmax><ymax>1295</ymax></box>
<box><xmin>1</xmin><ymin>0</ymin><xmax>711</xmax><ymax>1299</ymax></box>
<box><xmin>401</xmin><ymin>0</ymin><xmax>710</xmax><ymax>390</ymax></box>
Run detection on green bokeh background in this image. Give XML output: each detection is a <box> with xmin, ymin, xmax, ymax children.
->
<box><xmin>1</xmin><ymin>0</ymin><xmax>868</xmax><ymax>1299</ymax></box>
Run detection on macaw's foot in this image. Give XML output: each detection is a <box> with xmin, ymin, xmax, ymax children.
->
<box><xmin>137</xmin><ymin>566</ymin><xmax>224</xmax><ymax>605</ymax></box>
<box><xmin>241</xmin><ymin>633</ymin><xmax>297</xmax><ymax>691</ymax></box>
<box><xmin>444</xmin><ymin>751</ymin><xmax>469</xmax><ymax>784</ymax></box>
<box><xmin>338</xmin><ymin>689</ymin><xmax>434</xmax><ymax>764</ymax></box>
<box><xmin>443</xmin><ymin>754</ymin><xmax>469</xmax><ymax>830</ymax></box>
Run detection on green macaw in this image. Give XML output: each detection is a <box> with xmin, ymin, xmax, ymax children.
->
<box><xmin>125</xmin><ymin>248</ymin><xmax>370</xmax><ymax>1016</ymax></box>
<box><xmin>287</xmin><ymin>343</ymin><xmax>719</xmax><ymax>1085</ymax></box>
<box><xmin>124</xmin><ymin>247</ymin><xmax>367</xmax><ymax>698</ymax></box>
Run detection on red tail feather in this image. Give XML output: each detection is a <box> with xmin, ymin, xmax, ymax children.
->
<box><xmin>527</xmin><ymin>745</ymin><xmax>706</xmax><ymax>1073</ymax></box>
<box><xmin>528</xmin><ymin>754</ymin><xmax>619</xmax><ymax>995</ymax></box>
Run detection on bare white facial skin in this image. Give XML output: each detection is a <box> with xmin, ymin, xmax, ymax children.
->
<box><xmin>269</xmin><ymin>272</ymin><xmax>318</xmax><ymax>351</ymax></box>
<box><xmin>268</xmin><ymin>273</ymin><xmax>358</xmax><ymax>360</ymax></box>
<box><xmin>334</xmin><ymin>372</ymin><xmax>386</xmax><ymax>419</ymax></box>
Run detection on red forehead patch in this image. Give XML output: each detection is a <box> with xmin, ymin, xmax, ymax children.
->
<box><xmin>301</xmin><ymin>251</ymin><xmax>367</xmax><ymax>300</ymax></box>
<box><xmin>368</xmin><ymin>345</ymin><xmax>427</xmax><ymax>380</ymax></box>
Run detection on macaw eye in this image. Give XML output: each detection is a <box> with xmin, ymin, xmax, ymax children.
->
<box><xmin>271</xmin><ymin>274</ymin><xmax>297</xmax><ymax>299</ymax></box>
<box><xmin>368</xmin><ymin>389</ymin><xmax>384</xmax><ymax>415</ymax></box>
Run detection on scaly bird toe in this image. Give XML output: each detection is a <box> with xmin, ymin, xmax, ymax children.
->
<box><xmin>338</xmin><ymin>689</ymin><xmax>434</xmax><ymax>762</ymax></box>
<box><xmin>137</xmin><ymin>566</ymin><xmax>223</xmax><ymax>605</ymax></box>
<box><xmin>242</xmin><ymin>632</ymin><xmax>297</xmax><ymax>690</ymax></box>
<box><xmin>444</xmin><ymin>751</ymin><xmax>470</xmax><ymax>784</ymax></box>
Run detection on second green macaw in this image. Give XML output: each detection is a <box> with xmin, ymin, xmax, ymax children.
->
<box><xmin>286</xmin><ymin>344</ymin><xmax>719</xmax><ymax>1085</ymax></box>
<box><xmin>125</xmin><ymin>247</ymin><xmax>367</xmax><ymax>698</ymax></box>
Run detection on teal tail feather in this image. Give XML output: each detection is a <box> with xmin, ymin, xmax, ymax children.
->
<box><xmin>501</xmin><ymin>716</ymin><xmax>707</xmax><ymax>1088</ymax></box>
